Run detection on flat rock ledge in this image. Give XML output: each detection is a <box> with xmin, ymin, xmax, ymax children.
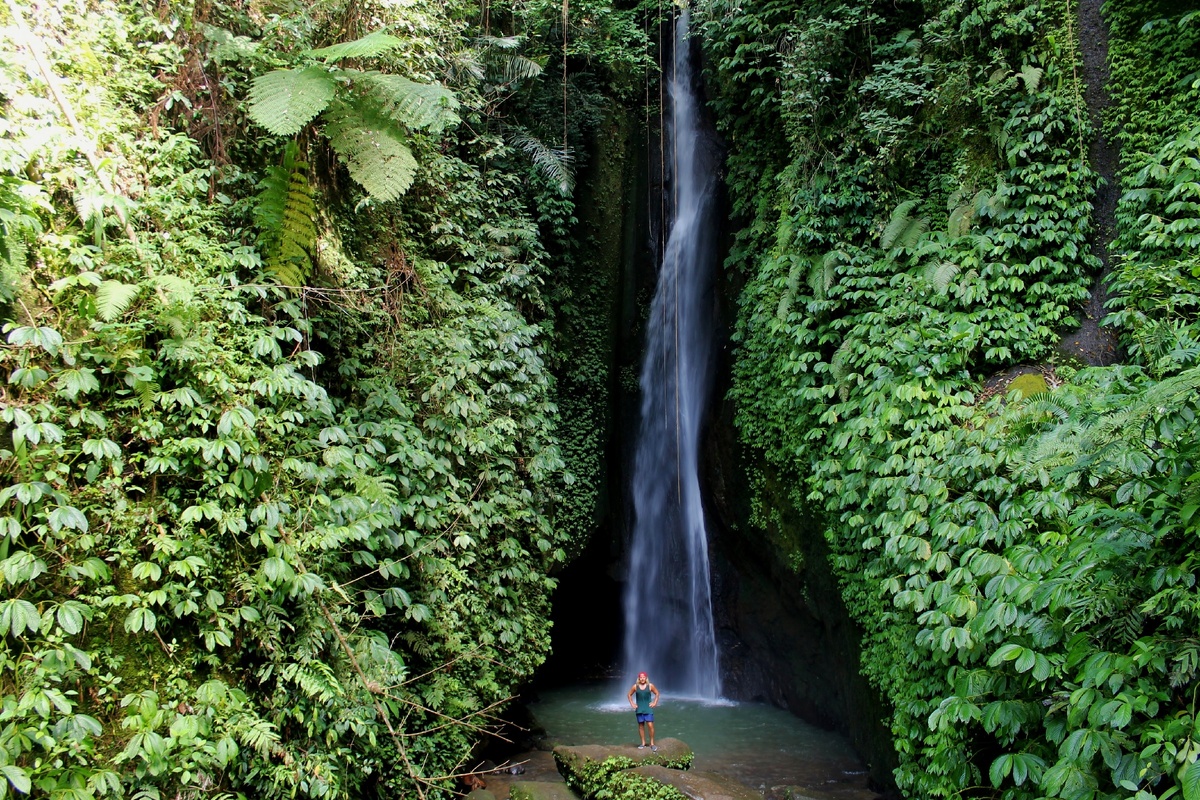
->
<box><xmin>622</xmin><ymin>765</ymin><xmax>761</xmax><ymax>800</ymax></box>
<box><xmin>508</xmin><ymin>781</ymin><xmax>583</xmax><ymax>800</ymax></box>
<box><xmin>553</xmin><ymin>738</ymin><xmax>694</xmax><ymax>799</ymax></box>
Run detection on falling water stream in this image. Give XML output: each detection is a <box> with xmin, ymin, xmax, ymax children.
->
<box><xmin>496</xmin><ymin>14</ymin><xmax>876</xmax><ymax>798</ymax></box>
<box><xmin>622</xmin><ymin>9</ymin><xmax>722</xmax><ymax>699</ymax></box>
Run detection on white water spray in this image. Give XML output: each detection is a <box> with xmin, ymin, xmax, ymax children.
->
<box><xmin>622</xmin><ymin>9</ymin><xmax>722</xmax><ymax>700</ymax></box>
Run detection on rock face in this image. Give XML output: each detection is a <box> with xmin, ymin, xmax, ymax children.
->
<box><xmin>702</xmin><ymin>369</ymin><xmax>898</xmax><ymax>790</ymax></box>
<box><xmin>625</xmin><ymin>765</ymin><xmax>761</xmax><ymax>800</ymax></box>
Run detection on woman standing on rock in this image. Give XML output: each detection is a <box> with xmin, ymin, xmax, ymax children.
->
<box><xmin>627</xmin><ymin>672</ymin><xmax>659</xmax><ymax>750</ymax></box>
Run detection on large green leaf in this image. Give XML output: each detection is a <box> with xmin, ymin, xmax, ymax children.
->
<box><xmin>351</xmin><ymin>71</ymin><xmax>459</xmax><ymax>133</ymax></box>
<box><xmin>306</xmin><ymin>31</ymin><xmax>406</xmax><ymax>62</ymax></box>
<box><xmin>95</xmin><ymin>279</ymin><xmax>139</xmax><ymax>321</ymax></box>
<box><xmin>325</xmin><ymin>106</ymin><xmax>418</xmax><ymax>201</ymax></box>
<box><xmin>248</xmin><ymin>65</ymin><xmax>336</xmax><ymax>136</ymax></box>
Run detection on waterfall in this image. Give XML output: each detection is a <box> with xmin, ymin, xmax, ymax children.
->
<box><xmin>622</xmin><ymin>9</ymin><xmax>722</xmax><ymax>700</ymax></box>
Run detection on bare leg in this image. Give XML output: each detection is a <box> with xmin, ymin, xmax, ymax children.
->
<box><xmin>647</xmin><ymin>721</ymin><xmax>655</xmax><ymax>747</ymax></box>
<box><xmin>637</xmin><ymin>721</ymin><xmax>646</xmax><ymax>746</ymax></box>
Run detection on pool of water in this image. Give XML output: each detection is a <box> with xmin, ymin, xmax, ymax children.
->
<box><xmin>524</xmin><ymin>682</ymin><xmax>874</xmax><ymax>796</ymax></box>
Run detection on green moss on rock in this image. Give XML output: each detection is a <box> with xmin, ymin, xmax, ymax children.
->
<box><xmin>553</xmin><ymin>739</ymin><xmax>693</xmax><ymax>799</ymax></box>
<box><xmin>509</xmin><ymin>781</ymin><xmax>582</xmax><ymax>800</ymax></box>
<box><xmin>1007</xmin><ymin>372</ymin><xmax>1049</xmax><ymax>399</ymax></box>
<box><xmin>607</xmin><ymin>770</ymin><xmax>689</xmax><ymax>800</ymax></box>
<box><xmin>622</xmin><ymin>766</ymin><xmax>761</xmax><ymax>800</ymax></box>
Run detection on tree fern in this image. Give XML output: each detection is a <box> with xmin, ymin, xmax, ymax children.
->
<box><xmin>350</xmin><ymin>71</ymin><xmax>459</xmax><ymax>133</ymax></box>
<box><xmin>246</xmin><ymin>30</ymin><xmax>461</xmax><ymax>202</ymax></box>
<box><xmin>881</xmin><ymin>199</ymin><xmax>929</xmax><ymax>252</ymax></box>
<box><xmin>324</xmin><ymin>103</ymin><xmax>419</xmax><ymax>202</ymax></box>
<box><xmin>306</xmin><ymin>31</ymin><xmax>406</xmax><ymax>63</ymax></box>
<box><xmin>247</xmin><ymin>65</ymin><xmax>336</xmax><ymax>137</ymax></box>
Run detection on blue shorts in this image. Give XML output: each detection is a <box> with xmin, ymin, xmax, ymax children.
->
<box><xmin>636</xmin><ymin>713</ymin><xmax>654</xmax><ymax>723</ymax></box>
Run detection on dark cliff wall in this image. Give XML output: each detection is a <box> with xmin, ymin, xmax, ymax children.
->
<box><xmin>702</xmin><ymin>283</ymin><xmax>899</xmax><ymax>791</ymax></box>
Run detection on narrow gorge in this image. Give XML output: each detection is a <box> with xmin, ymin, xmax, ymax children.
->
<box><xmin>1</xmin><ymin>0</ymin><xmax>1198</xmax><ymax>799</ymax></box>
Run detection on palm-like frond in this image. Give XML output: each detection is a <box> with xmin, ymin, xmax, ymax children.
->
<box><xmin>248</xmin><ymin>66</ymin><xmax>336</xmax><ymax>136</ymax></box>
<box><xmin>497</xmin><ymin>54</ymin><xmax>545</xmax><ymax>83</ymax></box>
<box><xmin>351</xmin><ymin>72</ymin><xmax>460</xmax><ymax>133</ymax></box>
<box><xmin>325</xmin><ymin>103</ymin><xmax>419</xmax><ymax>202</ymax></box>
<box><xmin>95</xmin><ymin>280</ymin><xmax>139</xmax><ymax>322</ymax></box>
<box><xmin>306</xmin><ymin>31</ymin><xmax>406</xmax><ymax>63</ymax></box>
<box><xmin>508</xmin><ymin>128</ymin><xmax>574</xmax><ymax>195</ymax></box>
<box><xmin>881</xmin><ymin>199</ymin><xmax>929</xmax><ymax>252</ymax></box>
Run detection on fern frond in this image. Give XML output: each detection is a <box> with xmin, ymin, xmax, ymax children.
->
<box><xmin>306</xmin><ymin>31</ymin><xmax>406</xmax><ymax>63</ymax></box>
<box><xmin>152</xmin><ymin>274</ymin><xmax>196</xmax><ymax>306</ymax></box>
<box><xmin>830</xmin><ymin>339</ymin><xmax>853</xmax><ymax>383</ymax></box>
<box><xmin>508</xmin><ymin>128</ymin><xmax>574</xmax><ymax>195</ymax></box>
<box><xmin>777</xmin><ymin>256</ymin><xmax>805</xmax><ymax>319</ymax></box>
<box><xmin>325</xmin><ymin>103</ymin><xmax>418</xmax><ymax>202</ymax></box>
<box><xmin>881</xmin><ymin>199</ymin><xmax>929</xmax><ymax>251</ymax></box>
<box><xmin>806</xmin><ymin>250</ymin><xmax>839</xmax><ymax>299</ymax></box>
<box><xmin>200</xmin><ymin>24</ymin><xmax>260</xmax><ymax>64</ymax></box>
<box><xmin>350</xmin><ymin>72</ymin><xmax>459</xmax><ymax>133</ymax></box>
<box><xmin>830</xmin><ymin>339</ymin><xmax>855</xmax><ymax>400</ymax></box>
<box><xmin>948</xmin><ymin>203</ymin><xmax>975</xmax><ymax>237</ymax></box>
<box><xmin>1018</xmin><ymin>64</ymin><xmax>1044</xmax><ymax>93</ymax></box>
<box><xmin>923</xmin><ymin>260</ymin><xmax>961</xmax><ymax>293</ymax></box>
<box><xmin>95</xmin><ymin>280</ymin><xmax>139</xmax><ymax>322</ymax></box>
<box><xmin>254</xmin><ymin>141</ymin><xmax>301</xmax><ymax>237</ymax></box>
<box><xmin>1142</xmin><ymin>365</ymin><xmax>1200</xmax><ymax>410</ymax></box>
<box><xmin>476</xmin><ymin>35</ymin><xmax>524</xmax><ymax>50</ymax></box>
<box><xmin>248</xmin><ymin>65</ymin><xmax>336</xmax><ymax>136</ymax></box>
<box><xmin>497</xmin><ymin>54</ymin><xmax>545</xmax><ymax>82</ymax></box>
<box><xmin>258</xmin><ymin>147</ymin><xmax>317</xmax><ymax>286</ymax></box>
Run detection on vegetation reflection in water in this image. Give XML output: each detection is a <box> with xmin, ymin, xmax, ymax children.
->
<box><xmin>527</xmin><ymin>683</ymin><xmax>867</xmax><ymax>791</ymax></box>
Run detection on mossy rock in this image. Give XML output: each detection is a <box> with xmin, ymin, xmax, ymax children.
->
<box><xmin>608</xmin><ymin>769</ymin><xmax>689</xmax><ymax>800</ymax></box>
<box><xmin>1007</xmin><ymin>372</ymin><xmax>1049</xmax><ymax>399</ymax></box>
<box><xmin>509</xmin><ymin>781</ymin><xmax>583</xmax><ymax>800</ymax></box>
<box><xmin>553</xmin><ymin>739</ymin><xmax>693</xmax><ymax>799</ymax></box>
<box><xmin>466</xmin><ymin>791</ymin><xmax>497</xmax><ymax>800</ymax></box>
<box><xmin>622</xmin><ymin>765</ymin><xmax>760</xmax><ymax>800</ymax></box>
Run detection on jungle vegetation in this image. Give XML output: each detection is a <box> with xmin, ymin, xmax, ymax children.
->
<box><xmin>1</xmin><ymin>0</ymin><xmax>1199</xmax><ymax>798</ymax></box>
<box><xmin>0</xmin><ymin>0</ymin><xmax>646</xmax><ymax>797</ymax></box>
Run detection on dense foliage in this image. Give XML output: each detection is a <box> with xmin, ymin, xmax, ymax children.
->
<box><xmin>0</xmin><ymin>0</ymin><xmax>647</xmax><ymax>798</ymax></box>
<box><xmin>698</xmin><ymin>0</ymin><xmax>1200</xmax><ymax>796</ymax></box>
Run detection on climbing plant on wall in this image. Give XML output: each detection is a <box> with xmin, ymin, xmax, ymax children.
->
<box><xmin>0</xmin><ymin>0</ymin><xmax>649</xmax><ymax>798</ymax></box>
<box><xmin>697</xmin><ymin>0</ymin><xmax>1200</xmax><ymax>796</ymax></box>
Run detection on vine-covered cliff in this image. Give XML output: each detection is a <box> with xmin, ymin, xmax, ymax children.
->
<box><xmin>696</xmin><ymin>0</ymin><xmax>1200</xmax><ymax>795</ymax></box>
<box><xmin>0</xmin><ymin>0</ymin><xmax>645</xmax><ymax>797</ymax></box>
